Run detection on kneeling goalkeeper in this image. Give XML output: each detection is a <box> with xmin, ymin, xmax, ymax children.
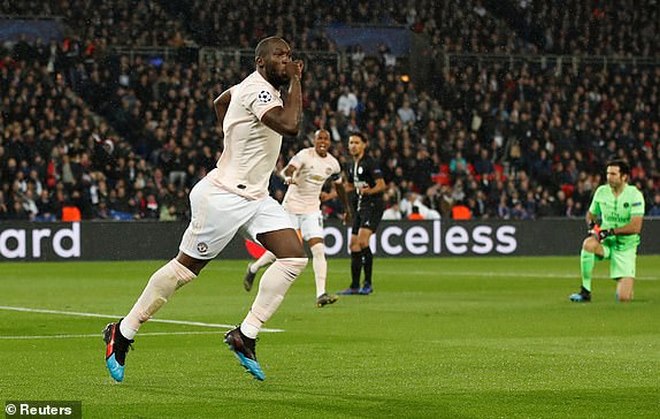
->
<box><xmin>570</xmin><ymin>159</ymin><xmax>645</xmax><ymax>303</ymax></box>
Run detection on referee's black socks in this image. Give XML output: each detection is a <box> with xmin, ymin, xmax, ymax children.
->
<box><xmin>350</xmin><ymin>251</ymin><xmax>362</xmax><ymax>289</ymax></box>
<box><xmin>362</xmin><ymin>247</ymin><xmax>373</xmax><ymax>286</ymax></box>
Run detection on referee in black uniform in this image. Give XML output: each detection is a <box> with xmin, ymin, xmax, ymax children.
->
<box><xmin>338</xmin><ymin>132</ymin><xmax>386</xmax><ymax>295</ymax></box>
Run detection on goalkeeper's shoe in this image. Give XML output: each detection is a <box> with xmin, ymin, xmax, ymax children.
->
<box><xmin>569</xmin><ymin>286</ymin><xmax>592</xmax><ymax>303</ymax></box>
<box><xmin>316</xmin><ymin>293</ymin><xmax>338</xmax><ymax>308</ymax></box>
<box><xmin>103</xmin><ymin>321</ymin><xmax>134</xmax><ymax>382</ymax></box>
<box><xmin>224</xmin><ymin>326</ymin><xmax>265</xmax><ymax>381</ymax></box>
<box><xmin>243</xmin><ymin>264</ymin><xmax>257</xmax><ymax>292</ymax></box>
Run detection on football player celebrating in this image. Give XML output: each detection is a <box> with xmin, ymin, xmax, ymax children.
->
<box><xmin>103</xmin><ymin>36</ymin><xmax>306</xmax><ymax>382</ymax></box>
<box><xmin>244</xmin><ymin>129</ymin><xmax>351</xmax><ymax>308</ymax></box>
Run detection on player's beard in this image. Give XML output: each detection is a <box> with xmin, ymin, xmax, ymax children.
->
<box><xmin>266</xmin><ymin>65</ymin><xmax>288</xmax><ymax>89</ymax></box>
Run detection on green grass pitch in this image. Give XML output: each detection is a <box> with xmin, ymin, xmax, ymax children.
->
<box><xmin>1</xmin><ymin>256</ymin><xmax>659</xmax><ymax>418</ymax></box>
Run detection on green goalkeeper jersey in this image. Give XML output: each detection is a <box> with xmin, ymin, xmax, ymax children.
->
<box><xmin>589</xmin><ymin>184</ymin><xmax>645</xmax><ymax>250</ymax></box>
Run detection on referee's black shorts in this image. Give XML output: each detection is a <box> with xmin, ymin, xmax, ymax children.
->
<box><xmin>351</xmin><ymin>200</ymin><xmax>384</xmax><ymax>233</ymax></box>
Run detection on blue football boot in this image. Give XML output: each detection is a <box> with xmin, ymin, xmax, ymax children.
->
<box><xmin>103</xmin><ymin>321</ymin><xmax>133</xmax><ymax>382</ymax></box>
<box><xmin>224</xmin><ymin>326</ymin><xmax>265</xmax><ymax>381</ymax></box>
<box><xmin>569</xmin><ymin>286</ymin><xmax>591</xmax><ymax>302</ymax></box>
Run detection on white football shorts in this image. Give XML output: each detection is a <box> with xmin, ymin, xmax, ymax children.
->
<box><xmin>179</xmin><ymin>176</ymin><xmax>294</xmax><ymax>259</ymax></box>
<box><xmin>288</xmin><ymin>210</ymin><xmax>324</xmax><ymax>241</ymax></box>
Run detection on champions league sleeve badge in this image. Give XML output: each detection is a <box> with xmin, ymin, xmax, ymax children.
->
<box><xmin>258</xmin><ymin>90</ymin><xmax>273</xmax><ymax>103</ymax></box>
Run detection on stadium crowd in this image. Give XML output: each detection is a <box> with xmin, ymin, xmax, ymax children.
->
<box><xmin>1</xmin><ymin>0</ymin><xmax>190</xmax><ymax>49</ymax></box>
<box><xmin>511</xmin><ymin>0</ymin><xmax>658</xmax><ymax>57</ymax></box>
<box><xmin>1</xmin><ymin>1</ymin><xmax>658</xmax><ymax>222</ymax></box>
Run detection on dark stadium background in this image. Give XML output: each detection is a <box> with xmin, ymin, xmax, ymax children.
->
<box><xmin>1</xmin><ymin>0</ymin><xmax>657</xmax><ymax>225</ymax></box>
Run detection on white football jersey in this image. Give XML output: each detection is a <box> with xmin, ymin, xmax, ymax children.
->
<box><xmin>282</xmin><ymin>147</ymin><xmax>341</xmax><ymax>214</ymax></box>
<box><xmin>209</xmin><ymin>71</ymin><xmax>283</xmax><ymax>199</ymax></box>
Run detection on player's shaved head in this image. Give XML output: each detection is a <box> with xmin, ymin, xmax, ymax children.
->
<box><xmin>314</xmin><ymin>129</ymin><xmax>330</xmax><ymax>139</ymax></box>
<box><xmin>255</xmin><ymin>36</ymin><xmax>287</xmax><ymax>59</ymax></box>
<box><xmin>254</xmin><ymin>36</ymin><xmax>293</xmax><ymax>89</ymax></box>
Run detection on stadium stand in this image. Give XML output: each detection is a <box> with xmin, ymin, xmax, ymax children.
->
<box><xmin>507</xmin><ymin>0</ymin><xmax>658</xmax><ymax>57</ymax></box>
<box><xmin>0</xmin><ymin>0</ymin><xmax>657</xmax><ymax>222</ymax></box>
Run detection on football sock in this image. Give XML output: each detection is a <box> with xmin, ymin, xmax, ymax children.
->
<box><xmin>310</xmin><ymin>243</ymin><xmax>327</xmax><ymax>297</ymax></box>
<box><xmin>350</xmin><ymin>251</ymin><xmax>361</xmax><ymax>289</ymax></box>
<box><xmin>362</xmin><ymin>247</ymin><xmax>373</xmax><ymax>286</ymax></box>
<box><xmin>250</xmin><ymin>250</ymin><xmax>276</xmax><ymax>273</ymax></box>
<box><xmin>580</xmin><ymin>249</ymin><xmax>595</xmax><ymax>292</ymax></box>
<box><xmin>241</xmin><ymin>257</ymin><xmax>307</xmax><ymax>339</ymax></box>
<box><xmin>121</xmin><ymin>258</ymin><xmax>196</xmax><ymax>339</ymax></box>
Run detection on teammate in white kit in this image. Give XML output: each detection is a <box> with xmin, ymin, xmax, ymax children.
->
<box><xmin>103</xmin><ymin>37</ymin><xmax>306</xmax><ymax>382</ymax></box>
<box><xmin>243</xmin><ymin>129</ymin><xmax>351</xmax><ymax>307</ymax></box>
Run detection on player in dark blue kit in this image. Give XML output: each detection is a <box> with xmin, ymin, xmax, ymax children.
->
<box><xmin>338</xmin><ymin>133</ymin><xmax>386</xmax><ymax>295</ymax></box>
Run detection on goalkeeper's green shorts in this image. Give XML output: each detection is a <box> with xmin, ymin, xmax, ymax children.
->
<box><xmin>598</xmin><ymin>243</ymin><xmax>637</xmax><ymax>279</ymax></box>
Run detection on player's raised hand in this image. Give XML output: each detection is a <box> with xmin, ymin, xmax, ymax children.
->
<box><xmin>294</xmin><ymin>59</ymin><xmax>303</xmax><ymax>75</ymax></box>
<box><xmin>285</xmin><ymin>60</ymin><xmax>303</xmax><ymax>80</ymax></box>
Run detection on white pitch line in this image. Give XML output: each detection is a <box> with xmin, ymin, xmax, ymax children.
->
<box><xmin>0</xmin><ymin>331</ymin><xmax>223</xmax><ymax>340</ymax></box>
<box><xmin>0</xmin><ymin>305</ymin><xmax>284</xmax><ymax>333</ymax></box>
<box><xmin>381</xmin><ymin>271</ymin><xmax>658</xmax><ymax>280</ymax></box>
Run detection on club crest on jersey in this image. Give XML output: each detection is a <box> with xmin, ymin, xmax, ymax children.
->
<box><xmin>358</xmin><ymin>167</ymin><xmax>364</xmax><ymax>174</ymax></box>
<box><xmin>325</xmin><ymin>167</ymin><xmax>333</xmax><ymax>175</ymax></box>
<box><xmin>258</xmin><ymin>90</ymin><xmax>273</xmax><ymax>103</ymax></box>
<box><xmin>197</xmin><ymin>242</ymin><xmax>208</xmax><ymax>254</ymax></box>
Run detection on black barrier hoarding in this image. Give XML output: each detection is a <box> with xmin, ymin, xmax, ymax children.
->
<box><xmin>0</xmin><ymin>219</ymin><xmax>658</xmax><ymax>261</ymax></box>
<box><xmin>322</xmin><ymin>221</ymin><xmax>516</xmax><ymax>256</ymax></box>
<box><xmin>0</xmin><ymin>222</ymin><xmax>242</xmax><ymax>262</ymax></box>
<box><xmin>0</xmin><ymin>222</ymin><xmax>82</xmax><ymax>260</ymax></box>
<box><xmin>322</xmin><ymin>219</ymin><xmax>659</xmax><ymax>256</ymax></box>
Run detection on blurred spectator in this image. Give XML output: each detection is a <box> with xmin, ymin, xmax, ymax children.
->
<box><xmin>648</xmin><ymin>193</ymin><xmax>660</xmax><ymax>217</ymax></box>
<box><xmin>397</xmin><ymin>100</ymin><xmax>416</xmax><ymax>125</ymax></box>
<box><xmin>382</xmin><ymin>199</ymin><xmax>402</xmax><ymax>220</ymax></box>
<box><xmin>407</xmin><ymin>206</ymin><xmax>424</xmax><ymax>220</ymax></box>
<box><xmin>337</xmin><ymin>86</ymin><xmax>358</xmax><ymax>117</ymax></box>
<box><xmin>451</xmin><ymin>202</ymin><xmax>471</xmax><ymax>220</ymax></box>
<box><xmin>496</xmin><ymin>195</ymin><xmax>510</xmax><ymax>219</ymax></box>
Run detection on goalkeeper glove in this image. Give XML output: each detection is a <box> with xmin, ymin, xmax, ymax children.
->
<box><xmin>597</xmin><ymin>228</ymin><xmax>614</xmax><ymax>242</ymax></box>
<box><xmin>587</xmin><ymin>221</ymin><xmax>600</xmax><ymax>237</ymax></box>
